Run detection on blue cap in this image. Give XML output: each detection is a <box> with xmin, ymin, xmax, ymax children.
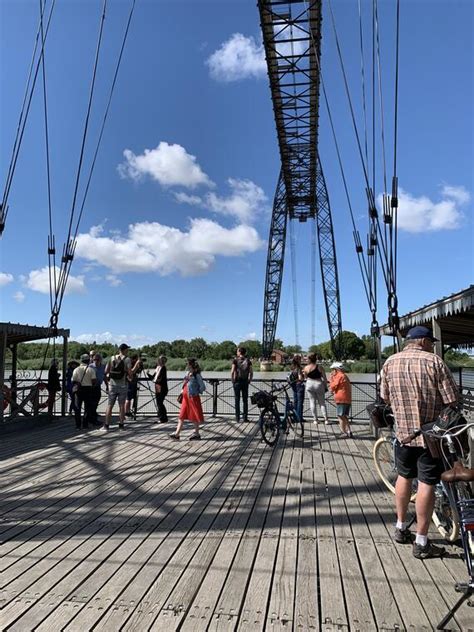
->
<box><xmin>405</xmin><ymin>326</ymin><xmax>438</xmax><ymax>342</ymax></box>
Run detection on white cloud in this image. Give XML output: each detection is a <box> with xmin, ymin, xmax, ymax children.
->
<box><xmin>75</xmin><ymin>219</ymin><xmax>264</xmax><ymax>277</ymax></box>
<box><xmin>378</xmin><ymin>185</ymin><xmax>469</xmax><ymax>233</ymax></box>
<box><xmin>174</xmin><ymin>178</ymin><xmax>268</xmax><ymax>223</ymax></box>
<box><xmin>0</xmin><ymin>272</ymin><xmax>14</xmax><ymax>287</ymax></box>
<box><xmin>205</xmin><ymin>178</ymin><xmax>267</xmax><ymax>223</ymax></box>
<box><xmin>118</xmin><ymin>142</ymin><xmax>213</xmax><ymax>189</ymax></box>
<box><xmin>441</xmin><ymin>184</ymin><xmax>471</xmax><ymax>206</ymax></box>
<box><xmin>25</xmin><ymin>266</ymin><xmax>86</xmax><ymax>295</ymax></box>
<box><xmin>72</xmin><ymin>331</ymin><xmax>153</xmax><ymax>347</ymax></box>
<box><xmin>13</xmin><ymin>291</ymin><xmax>25</xmax><ymax>303</ymax></box>
<box><xmin>207</xmin><ymin>33</ymin><xmax>266</xmax><ymax>82</ymax></box>
<box><xmin>174</xmin><ymin>192</ymin><xmax>203</xmax><ymax>205</ymax></box>
<box><xmin>241</xmin><ymin>332</ymin><xmax>257</xmax><ymax>341</ymax></box>
<box><xmin>106</xmin><ymin>274</ymin><xmax>122</xmax><ymax>287</ymax></box>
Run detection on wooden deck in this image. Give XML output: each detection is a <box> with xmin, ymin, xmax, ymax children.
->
<box><xmin>0</xmin><ymin>418</ymin><xmax>472</xmax><ymax>631</ymax></box>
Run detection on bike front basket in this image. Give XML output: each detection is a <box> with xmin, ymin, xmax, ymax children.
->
<box><xmin>251</xmin><ymin>390</ymin><xmax>274</xmax><ymax>410</ymax></box>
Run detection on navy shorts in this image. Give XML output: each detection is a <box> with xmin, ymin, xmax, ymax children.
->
<box><xmin>395</xmin><ymin>443</ymin><xmax>444</xmax><ymax>486</ymax></box>
<box><xmin>126</xmin><ymin>382</ymin><xmax>138</xmax><ymax>401</ymax></box>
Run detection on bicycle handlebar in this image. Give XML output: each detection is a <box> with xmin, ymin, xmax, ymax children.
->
<box><xmin>401</xmin><ymin>421</ymin><xmax>474</xmax><ymax>445</ymax></box>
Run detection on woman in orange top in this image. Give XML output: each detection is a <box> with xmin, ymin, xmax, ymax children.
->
<box><xmin>329</xmin><ymin>362</ymin><xmax>353</xmax><ymax>438</ymax></box>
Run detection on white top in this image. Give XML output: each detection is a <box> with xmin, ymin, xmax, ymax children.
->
<box><xmin>72</xmin><ymin>365</ymin><xmax>96</xmax><ymax>387</ymax></box>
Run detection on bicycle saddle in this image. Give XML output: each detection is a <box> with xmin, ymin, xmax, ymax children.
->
<box><xmin>441</xmin><ymin>461</ymin><xmax>474</xmax><ymax>483</ymax></box>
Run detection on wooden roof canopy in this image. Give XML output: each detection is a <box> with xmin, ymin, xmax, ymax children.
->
<box><xmin>0</xmin><ymin>322</ymin><xmax>70</xmax><ymax>346</ymax></box>
<box><xmin>381</xmin><ymin>285</ymin><xmax>474</xmax><ymax>348</ymax></box>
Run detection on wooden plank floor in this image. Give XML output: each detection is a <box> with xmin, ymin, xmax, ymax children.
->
<box><xmin>1</xmin><ymin>418</ymin><xmax>473</xmax><ymax>631</ymax></box>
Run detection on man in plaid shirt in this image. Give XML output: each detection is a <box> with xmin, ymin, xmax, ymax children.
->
<box><xmin>380</xmin><ymin>326</ymin><xmax>458</xmax><ymax>559</ymax></box>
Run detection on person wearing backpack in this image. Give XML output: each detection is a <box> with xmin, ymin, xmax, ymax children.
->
<box><xmin>169</xmin><ymin>358</ymin><xmax>205</xmax><ymax>440</ymax></box>
<box><xmin>102</xmin><ymin>343</ymin><xmax>132</xmax><ymax>432</ymax></box>
<box><xmin>231</xmin><ymin>347</ymin><xmax>253</xmax><ymax>423</ymax></box>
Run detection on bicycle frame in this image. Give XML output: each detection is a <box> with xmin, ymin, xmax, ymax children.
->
<box><xmin>419</xmin><ymin>424</ymin><xmax>474</xmax><ymax>630</ymax></box>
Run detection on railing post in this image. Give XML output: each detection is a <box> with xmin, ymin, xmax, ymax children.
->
<box><xmin>458</xmin><ymin>367</ymin><xmax>463</xmax><ymax>391</ymax></box>
<box><xmin>61</xmin><ymin>335</ymin><xmax>68</xmax><ymax>417</ymax></box>
<box><xmin>212</xmin><ymin>379</ymin><xmax>218</xmax><ymax>418</ymax></box>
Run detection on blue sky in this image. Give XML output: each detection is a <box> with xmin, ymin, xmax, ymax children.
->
<box><xmin>1</xmin><ymin>0</ymin><xmax>473</xmax><ymax>349</ymax></box>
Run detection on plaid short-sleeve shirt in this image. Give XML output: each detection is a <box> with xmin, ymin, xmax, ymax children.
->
<box><xmin>380</xmin><ymin>345</ymin><xmax>458</xmax><ymax>447</ymax></box>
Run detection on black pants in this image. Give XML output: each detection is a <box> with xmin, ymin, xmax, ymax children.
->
<box><xmin>155</xmin><ymin>389</ymin><xmax>168</xmax><ymax>421</ymax></box>
<box><xmin>75</xmin><ymin>386</ymin><xmax>94</xmax><ymax>428</ymax></box>
<box><xmin>90</xmin><ymin>385</ymin><xmax>101</xmax><ymax>424</ymax></box>
<box><xmin>233</xmin><ymin>380</ymin><xmax>249</xmax><ymax>421</ymax></box>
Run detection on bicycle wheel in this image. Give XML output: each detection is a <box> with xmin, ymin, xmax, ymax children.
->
<box><xmin>373</xmin><ymin>437</ymin><xmax>417</xmax><ymax>501</ymax></box>
<box><xmin>287</xmin><ymin>411</ymin><xmax>304</xmax><ymax>438</ymax></box>
<box><xmin>259</xmin><ymin>409</ymin><xmax>280</xmax><ymax>446</ymax></box>
<box><xmin>457</xmin><ymin>482</ymin><xmax>474</xmax><ymax>556</ymax></box>
<box><xmin>432</xmin><ymin>484</ymin><xmax>459</xmax><ymax>543</ymax></box>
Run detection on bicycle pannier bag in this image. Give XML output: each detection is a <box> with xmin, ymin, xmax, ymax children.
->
<box><xmin>422</xmin><ymin>406</ymin><xmax>468</xmax><ymax>459</ymax></box>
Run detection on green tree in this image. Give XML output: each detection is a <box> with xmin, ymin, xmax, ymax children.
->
<box><xmin>188</xmin><ymin>337</ymin><xmax>209</xmax><ymax>359</ymax></box>
<box><xmin>214</xmin><ymin>340</ymin><xmax>236</xmax><ymax>360</ymax></box>
<box><xmin>170</xmin><ymin>339</ymin><xmax>189</xmax><ymax>358</ymax></box>
<box><xmin>309</xmin><ymin>341</ymin><xmax>333</xmax><ymax>359</ymax></box>
<box><xmin>238</xmin><ymin>339</ymin><xmax>262</xmax><ymax>359</ymax></box>
<box><xmin>284</xmin><ymin>344</ymin><xmax>302</xmax><ymax>356</ymax></box>
<box><xmin>382</xmin><ymin>344</ymin><xmax>396</xmax><ymax>358</ymax></box>
<box><xmin>336</xmin><ymin>331</ymin><xmax>365</xmax><ymax>360</ymax></box>
<box><xmin>273</xmin><ymin>338</ymin><xmax>284</xmax><ymax>350</ymax></box>
<box><xmin>361</xmin><ymin>334</ymin><xmax>378</xmax><ymax>360</ymax></box>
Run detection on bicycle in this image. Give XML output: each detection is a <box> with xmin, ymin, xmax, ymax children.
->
<box><xmin>372</xmin><ymin>404</ymin><xmax>418</xmax><ymax>502</ymax></box>
<box><xmin>372</xmin><ymin>405</ymin><xmax>467</xmax><ymax>542</ymax></box>
<box><xmin>413</xmin><ymin>422</ymin><xmax>474</xmax><ymax>629</ymax></box>
<box><xmin>251</xmin><ymin>382</ymin><xmax>304</xmax><ymax>446</ymax></box>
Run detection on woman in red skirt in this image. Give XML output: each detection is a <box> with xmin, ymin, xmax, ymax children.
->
<box><xmin>169</xmin><ymin>358</ymin><xmax>205</xmax><ymax>440</ymax></box>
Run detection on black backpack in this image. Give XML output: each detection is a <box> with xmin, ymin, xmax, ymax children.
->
<box><xmin>236</xmin><ymin>357</ymin><xmax>251</xmax><ymax>380</ymax></box>
<box><xmin>109</xmin><ymin>356</ymin><xmax>125</xmax><ymax>380</ymax></box>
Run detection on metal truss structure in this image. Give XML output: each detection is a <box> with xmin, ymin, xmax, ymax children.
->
<box><xmin>258</xmin><ymin>0</ymin><xmax>343</xmax><ymax>358</ymax></box>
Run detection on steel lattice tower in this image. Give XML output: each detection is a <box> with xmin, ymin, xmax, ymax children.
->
<box><xmin>258</xmin><ymin>0</ymin><xmax>342</xmax><ymax>359</ymax></box>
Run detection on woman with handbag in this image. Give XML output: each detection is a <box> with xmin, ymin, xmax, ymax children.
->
<box><xmin>303</xmin><ymin>353</ymin><xmax>329</xmax><ymax>424</ymax></box>
<box><xmin>170</xmin><ymin>358</ymin><xmax>205</xmax><ymax>441</ymax></box>
<box><xmin>151</xmin><ymin>355</ymin><xmax>168</xmax><ymax>423</ymax></box>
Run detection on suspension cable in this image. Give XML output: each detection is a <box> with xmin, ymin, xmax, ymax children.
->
<box><xmin>289</xmin><ymin>220</ymin><xmax>300</xmax><ymax>348</ymax></box>
<box><xmin>0</xmin><ymin>0</ymin><xmax>57</xmax><ymax>235</ymax></box>
<box><xmin>50</xmin><ymin>0</ymin><xmax>108</xmax><ymax>327</ymax></box>
<box><xmin>38</xmin><ymin>0</ymin><xmax>56</xmax><ymax>317</ymax></box>
<box><xmin>374</xmin><ymin>0</ymin><xmax>388</xmax><ymax>194</ymax></box>
<box><xmin>311</xmin><ymin>217</ymin><xmax>316</xmax><ymax>347</ymax></box>
<box><xmin>51</xmin><ymin>0</ymin><xmax>137</xmax><ymax>330</ymax></box>
<box><xmin>302</xmin><ymin>0</ymin><xmax>372</xmax><ymax>309</ymax></box>
<box><xmin>357</xmin><ymin>0</ymin><xmax>369</xmax><ymax>173</ymax></box>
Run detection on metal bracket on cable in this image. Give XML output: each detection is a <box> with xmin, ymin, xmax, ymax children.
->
<box><xmin>387</xmin><ymin>292</ymin><xmax>400</xmax><ymax>336</ymax></box>
<box><xmin>0</xmin><ymin>203</ymin><xmax>8</xmax><ymax>235</ymax></box>
<box><xmin>383</xmin><ymin>194</ymin><xmax>392</xmax><ymax>224</ymax></box>
<box><xmin>61</xmin><ymin>238</ymin><xmax>75</xmax><ymax>264</ymax></box>
<box><xmin>48</xmin><ymin>234</ymin><xmax>56</xmax><ymax>255</ymax></box>
<box><xmin>391</xmin><ymin>175</ymin><xmax>398</xmax><ymax>208</ymax></box>
<box><xmin>353</xmin><ymin>230</ymin><xmax>363</xmax><ymax>254</ymax></box>
<box><xmin>366</xmin><ymin>187</ymin><xmax>377</xmax><ymax>219</ymax></box>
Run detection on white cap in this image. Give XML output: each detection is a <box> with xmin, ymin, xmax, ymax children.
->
<box><xmin>330</xmin><ymin>361</ymin><xmax>343</xmax><ymax>369</ymax></box>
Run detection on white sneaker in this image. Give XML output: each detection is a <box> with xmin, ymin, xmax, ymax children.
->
<box><xmin>324</xmin><ymin>420</ymin><xmax>330</xmax><ymax>425</ymax></box>
<box><xmin>313</xmin><ymin>419</ymin><xmax>319</xmax><ymax>424</ymax></box>
<box><xmin>99</xmin><ymin>425</ymin><xmax>109</xmax><ymax>432</ymax></box>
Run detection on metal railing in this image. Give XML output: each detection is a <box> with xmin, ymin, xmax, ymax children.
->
<box><xmin>3</xmin><ymin>368</ymin><xmax>473</xmax><ymax>423</ymax></box>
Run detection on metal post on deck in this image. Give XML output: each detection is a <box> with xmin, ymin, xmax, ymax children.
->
<box><xmin>432</xmin><ymin>317</ymin><xmax>443</xmax><ymax>357</ymax></box>
<box><xmin>11</xmin><ymin>343</ymin><xmax>17</xmax><ymax>407</ymax></box>
<box><xmin>212</xmin><ymin>379</ymin><xmax>218</xmax><ymax>418</ymax></box>
<box><xmin>0</xmin><ymin>332</ymin><xmax>6</xmax><ymax>422</ymax></box>
<box><xmin>61</xmin><ymin>335</ymin><xmax>68</xmax><ymax>417</ymax></box>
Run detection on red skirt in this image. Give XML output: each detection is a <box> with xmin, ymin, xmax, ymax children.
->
<box><xmin>179</xmin><ymin>384</ymin><xmax>204</xmax><ymax>423</ymax></box>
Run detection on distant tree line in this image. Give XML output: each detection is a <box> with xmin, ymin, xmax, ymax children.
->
<box><xmin>13</xmin><ymin>332</ymin><xmax>473</xmax><ymax>368</ymax></box>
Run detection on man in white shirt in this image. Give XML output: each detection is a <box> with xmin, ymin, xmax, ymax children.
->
<box><xmin>72</xmin><ymin>354</ymin><xmax>97</xmax><ymax>430</ymax></box>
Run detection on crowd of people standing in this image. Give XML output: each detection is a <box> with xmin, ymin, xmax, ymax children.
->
<box><xmin>60</xmin><ymin>343</ymin><xmax>354</xmax><ymax>438</ymax></box>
